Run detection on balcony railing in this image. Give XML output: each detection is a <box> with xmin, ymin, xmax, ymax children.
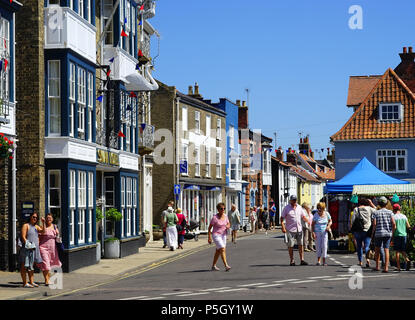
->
<box><xmin>138</xmin><ymin>124</ymin><xmax>154</xmax><ymax>155</ymax></box>
<box><xmin>44</xmin><ymin>6</ymin><xmax>96</xmax><ymax>64</ymax></box>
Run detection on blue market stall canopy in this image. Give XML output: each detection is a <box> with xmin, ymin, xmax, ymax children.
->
<box><xmin>325</xmin><ymin>157</ymin><xmax>409</xmax><ymax>194</ymax></box>
<box><xmin>353</xmin><ymin>184</ymin><xmax>415</xmax><ymax>196</ymax></box>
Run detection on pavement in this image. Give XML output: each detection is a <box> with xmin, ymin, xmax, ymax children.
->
<box><xmin>0</xmin><ymin>228</ymin><xmax>259</xmax><ymax>300</ymax></box>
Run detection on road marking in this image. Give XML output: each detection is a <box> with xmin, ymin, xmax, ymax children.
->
<box><xmin>322</xmin><ymin>277</ymin><xmax>348</xmax><ymax>281</ymax></box>
<box><xmin>307</xmin><ymin>276</ymin><xmax>332</xmax><ymax>279</ymax></box>
<box><xmin>200</xmin><ymin>287</ymin><xmax>231</xmax><ymax>292</ymax></box>
<box><xmin>141</xmin><ymin>296</ymin><xmax>166</xmax><ymax>300</ymax></box>
<box><xmin>362</xmin><ymin>274</ymin><xmax>398</xmax><ymax>279</ymax></box>
<box><xmin>177</xmin><ymin>292</ymin><xmax>210</xmax><ymax>297</ymax></box>
<box><xmin>256</xmin><ymin>283</ymin><xmax>284</xmax><ymax>288</ymax></box>
<box><xmin>161</xmin><ymin>291</ymin><xmax>192</xmax><ymax>296</ymax></box>
<box><xmin>216</xmin><ymin>288</ymin><xmax>248</xmax><ymax>293</ymax></box>
<box><xmin>118</xmin><ymin>296</ymin><xmax>148</xmax><ymax>300</ymax></box>
<box><xmin>272</xmin><ymin>279</ymin><xmax>300</xmax><ymax>283</ymax></box>
<box><xmin>291</xmin><ymin>280</ymin><xmax>317</xmax><ymax>284</ymax></box>
<box><xmin>238</xmin><ymin>283</ymin><xmax>266</xmax><ymax>287</ymax></box>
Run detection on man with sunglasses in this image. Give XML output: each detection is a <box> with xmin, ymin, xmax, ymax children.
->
<box><xmin>281</xmin><ymin>195</ymin><xmax>309</xmax><ymax>266</ymax></box>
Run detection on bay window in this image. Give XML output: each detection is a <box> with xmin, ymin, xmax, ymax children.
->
<box><xmin>77</xmin><ymin>68</ymin><xmax>86</xmax><ymax>138</ymax></box>
<box><xmin>87</xmin><ymin>72</ymin><xmax>93</xmax><ymax>142</ymax></box>
<box><xmin>48</xmin><ymin>60</ymin><xmax>61</xmax><ymax>135</ymax></box>
<box><xmin>69</xmin><ymin>63</ymin><xmax>76</xmax><ymax>137</ymax></box>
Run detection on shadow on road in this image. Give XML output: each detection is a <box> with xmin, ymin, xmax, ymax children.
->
<box><xmin>177</xmin><ymin>269</ymin><xmax>213</xmax><ymax>273</ymax></box>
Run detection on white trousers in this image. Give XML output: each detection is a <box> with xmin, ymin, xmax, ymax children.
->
<box><xmin>166</xmin><ymin>226</ymin><xmax>178</xmax><ymax>250</ymax></box>
<box><xmin>315</xmin><ymin>231</ymin><xmax>328</xmax><ymax>258</ymax></box>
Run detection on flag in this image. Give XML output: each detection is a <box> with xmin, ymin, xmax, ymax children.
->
<box><xmin>139</xmin><ymin>4</ymin><xmax>144</xmax><ymax>11</ymax></box>
<box><xmin>4</xmin><ymin>59</ymin><xmax>8</xmax><ymax>71</ymax></box>
<box><xmin>141</xmin><ymin>123</ymin><xmax>146</xmax><ymax>131</ymax></box>
<box><xmin>0</xmin><ymin>60</ymin><xmax>3</xmax><ymax>71</ymax></box>
<box><xmin>135</xmin><ymin>64</ymin><xmax>140</xmax><ymax>71</ymax></box>
<box><xmin>97</xmin><ymin>95</ymin><xmax>103</xmax><ymax>103</ymax></box>
<box><xmin>109</xmin><ymin>57</ymin><xmax>114</xmax><ymax>63</ymax></box>
<box><xmin>138</xmin><ymin>20</ymin><xmax>142</xmax><ymax>26</ymax></box>
<box><xmin>121</xmin><ymin>29</ymin><xmax>128</xmax><ymax>37</ymax></box>
<box><xmin>124</xmin><ymin>17</ymin><xmax>127</xmax><ymax>24</ymax></box>
<box><xmin>126</xmin><ymin>104</ymin><xmax>132</xmax><ymax>111</ymax></box>
<box><xmin>129</xmin><ymin>92</ymin><xmax>137</xmax><ymax>98</ymax></box>
<box><xmin>118</xmin><ymin>130</ymin><xmax>126</xmax><ymax>138</ymax></box>
<box><xmin>138</xmin><ymin>49</ymin><xmax>143</xmax><ymax>57</ymax></box>
<box><xmin>106</xmin><ymin>69</ymin><xmax>111</xmax><ymax>77</ymax></box>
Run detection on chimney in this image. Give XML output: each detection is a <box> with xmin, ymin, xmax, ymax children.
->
<box><xmin>238</xmin><ymin>99</ymin><xmax>248</xmax><ymax>129</ymax></box>
<box><xmin>395</xmin><ymin>46</ymin><xmax>415</xmax><ymax>93</ymax></box>
<box><xmin>286</xmin><ymin>151</ymin><xmax>296</xmax><ymax>165</ymax></box>
<box><xmin>188</xmin><ymin>85</ymin><xmax>193</xmax><ymax>95</ymax></box>
<box><xmin>189</xmin><ymin>82</ymin><xmax>203</xmax><ymax>99</ymax></box>
<box><xmin>276</xmin><ymin>147</ymin><xmax>283</xmax><ymax>161</ymax></box>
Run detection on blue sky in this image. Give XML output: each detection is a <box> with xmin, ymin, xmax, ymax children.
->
<box><xmin>150</xmin><ymin>0</ymin><xmax>415</xmax><ymax>159</ymax></box>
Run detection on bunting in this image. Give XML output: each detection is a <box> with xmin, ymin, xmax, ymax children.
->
<box><xmin>138</xmin><ymin>49</ymin><xmax>143</xmax><ymax>57</ymax></box>
<box><xmin>109</xmin><ymin>57</ymin><xmax>114</xmax><ymax>63</ymax></box>
<box><xmin>4</xmin><ymin>59</ymin><xmax>8</xmax><ymax>71</ymax></box>
<box><xmin>139</xmin><ymin>4</ymin><xmax>144</xmax><ymax>11</ymax></box>
<box><xmin>106</xmin><ymin>69</ymin><xmax>111</xmax><ymax>77</ymax></box>
<box><xmin>97</xmin><ymin>95</ymin><xmax>103</xmax><ymax>103</ymax></box>
<box><xmin>118</xmin><ymin>130</ymin><xmax>126</xmax><ymax>138</ymax></box>
<box><xmin>129</xmin><ymin>92</ymin><xmax>137</xmax><ymax>98</ymax></box>
<box><xmin>121</xmin><ymin>29</ymin><xmax>128</xmax><ymax>37</ymax></box>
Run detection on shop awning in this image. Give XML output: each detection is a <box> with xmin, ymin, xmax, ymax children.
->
<box><xmin>352</xmin><ymin>184</ymin><xmax>415</xmax><ymax>196</ymax></box>
<box><xmin>205</xmin><ymin>186</ymin><xmax>221</xmax><ymax>191</ymax></box>
<box><xmin>184</xmin><ymin>185</ymin><xmax>200</xmax><ymax>191</ymax></box>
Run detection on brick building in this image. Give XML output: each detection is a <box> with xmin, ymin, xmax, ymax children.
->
<box><xmin>10</xmin><ymin>0</ymin><xmax>158</xmax><ymax>272</ymax></box>
<box><xmin>238</xmin><ymin>102</ymin><xmax>272</xmax><ymax>219</ymax></box>
<box><xmin>151</xmin><ymin>82</ymin><xmax>227</xmax><ymax>231</ymax></box>
<box><xmin>0</xmin><ymin>0</ymin><xmax>22</xmax><ymax>271</ymax></box>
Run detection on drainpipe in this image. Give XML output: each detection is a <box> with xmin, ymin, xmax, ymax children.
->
<box><xmin>175</xmin><ymin>96</ymin><xmax>180</xmax><ymax>207</ymax></box>
<box><xmin>12</xmin><ymin>140</ymin><xmax>17</xmax><ymax>255</ymax></box>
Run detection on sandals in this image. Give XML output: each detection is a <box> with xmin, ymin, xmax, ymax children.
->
<box><xmin>211</xmin><ymin>266</ymin><xmax>220</xmax><ymax>271</ymax></box>
<box><xmin>31</xmin><ymin>283</ymin><xmax>39</xmax><ymax>287</ymax></box>
<box><xmin>290</xmin><ymin>262</ymin><xmax>296</xmax><ymax>266</ymax></box>
<box><xmin>225</xmin><ymin>266</ymin><xmax>232</xmax><ymax>272</ymax></box>
<box><xmin>23</xmin><ymin>283</ymin><xmax>33</xmax><ymax>288</ymax></box>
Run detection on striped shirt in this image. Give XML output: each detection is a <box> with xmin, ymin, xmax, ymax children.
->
<box><xmin>373</xmin><ymin>208</ymin><xmax>394</xmax><ymax>238</ymax></box>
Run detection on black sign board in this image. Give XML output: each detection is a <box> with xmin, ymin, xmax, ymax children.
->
<box><xmin>21</xmin><ymin>202</ymin><xmax>34</xmax><ymax>221</ymax></box>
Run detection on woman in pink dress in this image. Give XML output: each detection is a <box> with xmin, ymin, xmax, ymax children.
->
<box><xmin>38</xmin><ymin>213</ymin><xmax>62</xmax><ymax>286</ymax></box>
<box><xmin>208</xmin><ymin>202</ymin><xmax>231</xmax><ymax>271</ymax></box>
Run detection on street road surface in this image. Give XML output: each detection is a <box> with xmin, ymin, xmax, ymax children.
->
<box><xmin>49</xmin><ymin>231</ymin><xmax>415</xmax><ymax>300</ymax></box>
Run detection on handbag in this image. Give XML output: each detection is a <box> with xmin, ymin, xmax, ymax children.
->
<box><xmin>54</xmin><ymin>225</ymin><xmax>64</xmax><ymax>251</ymax></box>
<box><xmin>25</xmin><ymin>240</ymin><xmax>36</xmax><ymax>250</ymax></box>
<box><xmin>350</xmin><ymin>208</ymin><xmax>365</xmax><ymax>232</ymax></box>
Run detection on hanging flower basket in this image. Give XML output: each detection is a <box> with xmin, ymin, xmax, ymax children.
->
<box><xmin>0</xmin><ymin>133</ymin><xmax>13</xmax><ymax>160</ymax></box>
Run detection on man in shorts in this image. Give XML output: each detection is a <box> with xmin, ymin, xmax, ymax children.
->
<box><xmin>281</xmin><ymin>195</ymin><xmax>309</xmax><ymax>266</ymax></box>
<box><xmin>228</xmin><ymin>204</ymin><xmax>241</xmax><ymax>244</ymax></box>
<box><xmin>372</xmin><ymin>196</ymin><xmax>396</xmax><ymax>273</ymax></box>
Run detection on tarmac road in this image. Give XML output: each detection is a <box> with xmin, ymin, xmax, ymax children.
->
<box><xmin>49</xmin><ymin>231</ymin><xmax>415</xmax><ymax>300</ymax></box>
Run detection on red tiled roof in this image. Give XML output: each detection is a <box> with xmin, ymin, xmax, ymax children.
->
<box><xmin>347</xmin><ymin>76</ymin><xmax>382</xmax><ymax>107</ymax></box>
<box><xmin>331</xmin><ymin>68</ymin><xmax>415</xmax><ymax>141</ymax></box>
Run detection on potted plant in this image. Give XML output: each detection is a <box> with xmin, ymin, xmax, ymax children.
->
<box><xmin>144</xmin><ymin>230</ymin><xmax>150</xmax><ymax>243</ymax></box>
<box><xmin>152</xmin><ymin>224</ymin><xmax>163</xmax><ymax>241</ymax></box>
<box><xmin>104</xmin><ymin>208</ymin><xmax>122</xmax><ymax>259</ymax></box>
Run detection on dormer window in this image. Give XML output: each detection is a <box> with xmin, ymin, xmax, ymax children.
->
<box><xmin>379</xmin><ymin>103</ymin><xmax>403</xmax><ymax>122</ymax></box>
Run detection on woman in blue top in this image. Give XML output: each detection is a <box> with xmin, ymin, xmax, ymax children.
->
<box><xmin>312</xmin><ymin>202</ymin><xmax>332</xmax><ymax>266</ymax></box>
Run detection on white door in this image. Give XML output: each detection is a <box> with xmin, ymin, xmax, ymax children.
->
<box><xmin>143</xmin><ymin>164</ymin><xmax>153</xmax><ymax>235</ymax></box>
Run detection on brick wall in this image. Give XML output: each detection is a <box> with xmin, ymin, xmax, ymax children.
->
<box><xmin>151</xmin><ymin>82</ymin><xmax>176</xmax><ymax>225</ymax></box>
<box><xmin>15</xmin><ymin>0</ymin><xmax>46</xmax><ymax>217</ymax></box>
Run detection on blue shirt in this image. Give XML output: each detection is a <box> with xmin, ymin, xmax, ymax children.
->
<box><xmin>313</xmin><ymin>212</ymin><xmax>331</xmax><ymax>233</ymax></box>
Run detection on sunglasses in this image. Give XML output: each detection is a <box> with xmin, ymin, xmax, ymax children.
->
<box><xmin>219</xmin><ymin>207</ymin><xmax>225</xmax><ymax>210</ymax></box>
<box><xmin>31</xmin><ymin>216</ymin><xmax>38</xmax><ymax>220</ymax></box>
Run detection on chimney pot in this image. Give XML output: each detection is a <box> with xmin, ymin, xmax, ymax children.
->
<box><xmin>403</xmin><ymin>47</ymin><xmax>407</xmax><ymax>53</ymax></box>
<box><xmin>188</xmin><ymin>85</ymin><xmax>193</xmax><ymax>95</ymax></box>
<box><xmin>236</xmin><ymin>100</ymin><xmax>241</xmax><ymax>106</ymax></box>
<box><xmin>194</xmin><ymin>82</ymin><xmax>199</xmax><ymax>95</ymax></box>
<box><xmin>410</xmin><ymin>47</ymin><xmax>413</xmax><ymax>53</ymax></box>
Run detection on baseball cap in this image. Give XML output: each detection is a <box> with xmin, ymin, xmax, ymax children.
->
<box><xmin>378</xmin><ymin>196</ymin><xmax>388</xmax><ymax>205</ymax></box>
<box><xmin>393</xmin><ymin>204</ymin><xmax>401</xmax><ymax>211</ymax></box>
<box><xmin>290</xmin><ymin>195</ymin><xmax>297</xmax><ymax>201</ymax></box>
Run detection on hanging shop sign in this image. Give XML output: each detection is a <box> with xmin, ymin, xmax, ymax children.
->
<box><xmin>21</xmin><ymin>201</ymin><xmax>34</xmax><ymax>221</ymax></box>
<box><xmin>97</xmin><ymin>149</ymin><xmax>119</xmax><ymax>166</ymax></box>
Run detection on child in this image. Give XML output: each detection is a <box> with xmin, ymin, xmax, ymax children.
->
<box><xmin>392</xmin><ymin>204</ymin><xmax>411</xmax><ymax>271</ymax></box>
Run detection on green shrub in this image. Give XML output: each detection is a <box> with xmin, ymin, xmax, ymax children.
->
<box><xmin>106</xmin><ymin>208</ymin><xmax>122</xmax><ymax>222</ymax></box>
<box><xmin>96</xmin><ymin>207</ymin><xmax>103</xmax><ymax>222</ymax></box>
<box><xmin>104</xmin><ymin>237</ymin><xmax>119</xmax><ymax>242</ymax></box>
